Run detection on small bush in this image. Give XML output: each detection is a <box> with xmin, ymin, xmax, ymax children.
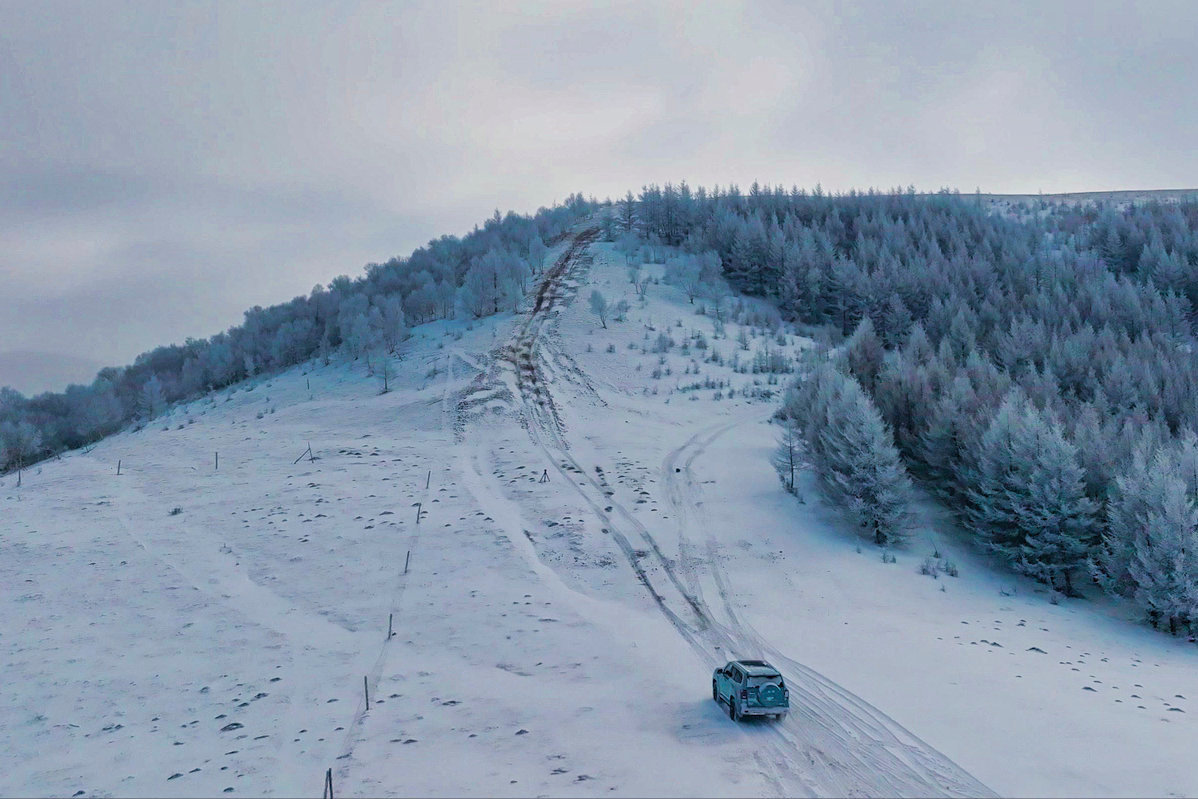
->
<box><xmin>169</xmin><ymin>507</ymin><xmax>183</xmax><ymax>516</ymax></box>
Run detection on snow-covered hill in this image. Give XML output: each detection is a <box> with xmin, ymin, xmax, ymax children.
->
<box><xmin>3</xmin><ymin>227</ymin><xmax>1197</xmax><ymax>797</ymax></box>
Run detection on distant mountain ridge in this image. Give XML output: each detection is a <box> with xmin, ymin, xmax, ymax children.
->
<box><xmin>976</xmin><ymin>188</ymin><xmax>1198</xmax><ymax>203</ymax></box>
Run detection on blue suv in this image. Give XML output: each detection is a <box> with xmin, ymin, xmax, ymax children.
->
<box><xmin>713</xmin><ymin>659</ymin><xmax>789</xmax><ymax>721</ymax></box>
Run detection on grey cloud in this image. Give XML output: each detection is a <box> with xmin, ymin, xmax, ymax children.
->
<box><xmin>2</xmin><ymin>0</ymin><xmax>1197</xmax><ymax>389</ymax></box>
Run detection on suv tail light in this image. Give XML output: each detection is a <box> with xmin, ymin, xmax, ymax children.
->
<box><xmin>740</xmin><ymin>689</ymin><xmax>748</xmax><ymax>700</ymax></box>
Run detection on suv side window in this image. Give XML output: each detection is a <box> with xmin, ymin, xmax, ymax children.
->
<box><xmin>732</xmin><ymin>668</ymin><xmax>742</xmax><ymax>683</ymax></box>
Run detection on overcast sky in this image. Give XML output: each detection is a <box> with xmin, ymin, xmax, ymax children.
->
<box><xmin>2</xmin><ymin>0</ymin><xmax>1197</xmax><ymax>392</ymax></box>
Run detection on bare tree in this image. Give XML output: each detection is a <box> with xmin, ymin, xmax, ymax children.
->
<box><xmin>378</xmin><ymin>356</ymin><xmax>395</xmax><ymax>394</ymax></box>
<box><xmin>773</xmin><ymin>419</ymin><xmax>803</xmax><ymax>495</ymax></box>
<box><xmin>636</xmin><ymin>274</ymin><xmax>651</xmax><ymax>300</ymax></box>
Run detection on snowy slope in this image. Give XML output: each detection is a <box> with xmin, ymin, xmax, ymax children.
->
<box><xmin>3</xmin><ymin>225</ymin><xmax>1196</xmax><ymax>797</ymax></box>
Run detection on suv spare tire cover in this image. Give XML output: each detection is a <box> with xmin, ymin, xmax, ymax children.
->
<box><xmin>758</xmin><ymin>683</ymin><xmax>784</xmax><ymax>705</ymax></box>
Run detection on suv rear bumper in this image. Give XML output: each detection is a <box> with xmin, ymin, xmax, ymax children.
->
<box><xmin>739</xmin><ymin>704</ymin><xmax>788</xmax><ymax>716</ymax></box>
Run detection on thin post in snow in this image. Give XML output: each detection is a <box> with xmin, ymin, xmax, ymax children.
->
<box><xmin>16</xmin><ymin>468</ymin><xmax>21</xmax><ymax>488</ymax></box>
<box><xmin>215</xmin><ymin>451</ymin><xmax>219</xmax><ymax>471</ymax></box>
<box><xmin>363</xmin><ymin>675</ymin><xmax>370</xmax><ymax>710</ymax></box>
<box><xmin>404</xmin><ymin>550</ymin><xmax>410</xmax><ymax>574</ymax></box>
<box><xmin>293</xmin><ymin>443</ymin><xmax>313</xmax><ymax>465</ymax></box>
<box><xmin>388</xmin><ymin>612</ymin><xmax>393</xmax><ymax>639</ymax></box>
<box><xmin>117</xmin><ymin>459</ymin><xmax>122</xmax><ymax>476</ymax></box>
<box><xmin>414</xmin><ymin>502</ymin><xmax>422</xmax><ymax>525</ymax></box>
<box><xmin>426</xmin><ymin>470</ymin><xmax>431</xmax><ymax>490</ymax></box>
<box><xmin>323</xmin><ymin>767</ymin><xmax>334</xmax><ymax>799</ymax></box>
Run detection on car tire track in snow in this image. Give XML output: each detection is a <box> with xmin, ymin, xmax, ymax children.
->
<box><xmin>487</xmin><ymin>227</ymin><xmax>993</xmax><ymax>797</ymax></box>
<box><xmin>489</xmin><ymin>229</ymin><xmax>833</xmax><ymax>796</ymax></box>
<box><xmin>663</xmin><ymin>421</ymin><xmax>996</xmax><ymax>798</ymax></box>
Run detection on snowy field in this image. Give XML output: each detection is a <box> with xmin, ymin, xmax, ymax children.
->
<box><xmin>3</xmin><ymin>228</ymin><xmax>1197</xmax><ymax>797</ymax></box>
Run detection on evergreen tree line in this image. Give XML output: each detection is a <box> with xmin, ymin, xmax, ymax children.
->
<box><xmin>0</xmin><ymin>196</ymin><xmax>596</xmax><ymax>471</ymax></box>
<box><xmin>630</xmin><ymin>182</ymin><xmax>1198</xmax><ymax>633</ymax></box>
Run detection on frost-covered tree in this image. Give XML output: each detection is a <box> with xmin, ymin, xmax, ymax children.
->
<box><xmin>528</xmin><ymin>235</ymin><xmax>549</xmax><ymax>275</ymax></box>
<box><xmin>916</xmin><ymin>374</ymin><xmax>985</xmax><ymax>501</ymax></box>
<box><xmin>374</xmin><ymin>296</ymin><xmax>407</xmax><ymax>354</ymax></box>
<box><xmin>965</xmin><ymin>393</ymin><xmax>1096</xmax><ymax>593</ymax></box>
<box><xmin>0</xmin><ymin>419</ymin><xmax>41</xmax><ymax>470</ymax></box>
<box><xmin>846</xmin><ymin>316</ymin><xmax>885</xmax><ymax>395</ymax></box>
<box><xmin>1127</xmin><ymin>473</ymin><xmax>1198</xmax><ymax>633</ymax></box>
<box><xmin>497</xmin><ymin>250</ymin><xmax>532</xmax><ymax>310</ymax></box>
<box><xmin>619</xmin><ymin>190</ymin><xmax>636</xmax><ymax>233</ymax></box>
<box><xmin>460</xmin><ymin>259</ymin><xmax>500</xmax><ymax>319</ymax></box>
<box><xmin>139</xmin><ymin>374</ymin><xmax>166</xmax><ymax>419</ymax></box>
<box><xmin>667</xmin><ymin>256</ymin><xmax>703</xmax><ymax>303</ymax></box>
<box><xmin>589</xmin><ymin>290</ymin><xmax>609</xmax><ymax>329</ymax></box>
<box><xmin>342</xmin><ymin>312</ymin><xmax>373</xmax><ymax>359</ymax></box>
<box><xmin>1100</xmin><ymin>434</ymin><xmax>1198</xmax><ymax>631</ymax></box>
<box><xmin>773</xmin><ymin>418</ymin><xmax>802</xmax><ymax>494</ymax></box>
<box><xmin>617</xmin><ymin>231</ymin><xmax>641</xmax><ymax>264</ymax></box>
<box><xmin>791</xmin><ymin>364</ymin><xmax>912</xmax><ymax>545</ymax></box>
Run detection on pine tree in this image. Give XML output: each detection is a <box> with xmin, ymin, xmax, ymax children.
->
<box><xmin>794</xmin><ymin>364</ymin><xmax>912</xmax><ymax>545</ymax></box>
<box><xmin>1128</xmin><ymin>473</ymin><xmax>1198</xmax><ymax>633</ymax></box>
<box><xmin>846</xmin><ymin>317</ymin><xmax>885</xmax><ymax>394</ymax></box>
<box><xmin>1017</xmin><ymin>427</ymin><xmax>1098</xmax><ymax>595</ymax></box>
<box><xmin>965</xmin><ymin>392</ymin><xmax>1096</xmax><ymax>592</ymax></box>
<box><xmin>1102</xmin><ymin>434</ymin><xmax>1198</xmax><ymax>630</ymax></box>
<box><xmin>917</xmin><ymin>375</ymin><xmax>979</xmax><ymax>500</ymax></box>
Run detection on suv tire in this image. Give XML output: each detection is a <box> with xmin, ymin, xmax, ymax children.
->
<box><xmin>729</xmin><ymin>699</ymin><xmax>737</xmax><ymax>721</ymax></box>
<box><xmin>712</xmin><ymin>681</ymin><xmax>718</xmax><ymax>702</ymax></box>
